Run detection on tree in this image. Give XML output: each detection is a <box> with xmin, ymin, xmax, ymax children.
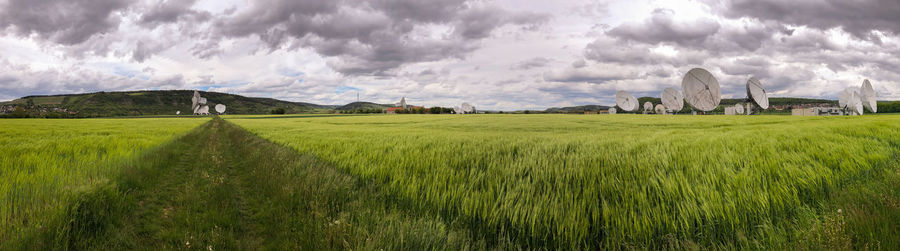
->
<box><xmin>11</xmin><ymin>107</ymin><xmax>28</xmax><ymax>118</ymax></box>
<box><xmin>271</xmin><ymin>108</ymin><xmax>286</xmax><ymax>114</ymax></box>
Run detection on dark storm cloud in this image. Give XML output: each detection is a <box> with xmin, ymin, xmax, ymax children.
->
<box><xmin>718</xmin><ymin>0</ymin><xmax>900</xmax><ymax>37</ymax></box>
<box><xmin>608</xmin><ymin>9</ymin><xmax>720</xmax><ymax>47</ymax></box>
<box><xmin>210</xmin><ymin>0</ymin><xmax>548</xmax><ymax>75</ymax></box>
<box><xmin>138</xmin><ymin>0</ymin><xmax>211</xmax><ymax>28</ymax></box>
<box><xmin>0</xmin><ymin>0</ymin><xmax>134</xmax><ymax>45</ymax></box>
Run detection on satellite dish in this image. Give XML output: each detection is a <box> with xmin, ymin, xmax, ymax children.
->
<box><xmin>681</xmin><ymin>68</ymin><xmax>721</xmax><ymax>112</ymax></box>
<box><xmin>746</xmin><ymin>77</ymin><xmax>769</xmax><ymax>109</ymax></box>
<box><xmin>608</xmin><ymin>107</ymin><xmax>616</xmax><ymax>114</ymax></box>
<box><xmin>850</xmin><ymin>91</ymin><xmax>863</xmax><ymax>115</ymax></box>
<box><xmin>860</xmin><ymin>79</ymin><xmax>877</xmax><ymax>113</ymax></box>
<box><xmin>453</xmin><ymin>106</ymin><xmax>461</xmax><ymax>114</ymax></box>
<box><xmin>215</xmin><ymin>104</ymin><xmax>226</xmax><ymax>114</ymax></box>
<box><xmin>199</xmin><ymin>97</ymin><xmax>207</xmax><ymax>105</ymax></box>
<box><xmin>734</xmin><ymin>104</ymin><xmax>745</xmax><ymax>115</ymax></box>
<box><xmin>839</xmin><ymin>88</ymin><xmax>851</xmax><ymax>109</ymax></box>
<box><xmin>654</xmin><ymin>104</ymin><xmax>665</xmax><ymax>114</ymax></box>
<box><xmin>461</xmin><ymin>103</ymin><xmax>474</xmax><ymax>113</ymax></box>
<box><xmin>643</xmin><ymin>102</ymin><xmax>653</xmax><ymax>113</ymax></box>
<box><xmin>199</xmin><ymin>105</ymin><xmax>210</xmax><ymax>115</ymax></box>
<box><xmin>661</xmin><ymin>88</ymin><xmax>684</xmax><ymax>111</ymax></box>
<box><xmin>176</xmin><ymin>111</ymin><xmax>181</xmax><ymax>115</ymax></box>
<box><xmin>615</xmin><ymin>90</ymin><xmax>639</xmax><ymax>112</ymax></box>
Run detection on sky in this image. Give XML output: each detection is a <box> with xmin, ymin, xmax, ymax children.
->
<box><xmin>0</xmin><ymin>0</ymin><xmax>899</xmax><ymax>110</ymax></box>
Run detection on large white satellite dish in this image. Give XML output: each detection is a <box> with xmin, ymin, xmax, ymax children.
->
<box><xmin>199</xmin><ymin>97</ymin><xmax>207</xmax><ymax>105</ymax></box>
<box><xmin>661</xmin><ymin>88</ymin><xmax>684</xmax><ymax>111</ymax></box>
<box><xmin>608</xmin><ymin>107</ymin><xmax>616</xmax><ymax>114</ymax></box>
<box><xmin>615</xmin><ymin>90</ymin><xmax>639</xmax><ymax>112</ymax></box>
<box><xmin>746</xmin><ymin>77</ymin><xmax>769</xmax><ymax>110</ymax></box>
<box><xmin>215</xmin><ymin>104</ymin><xmax>226</xmax><ymax>114</ymax></box>
<box><xmin>681</xmin><ymin>68</ymin><xmax>721</xmax><ymax>112</ymax></box>
<box><xmin>643</xmin><ymin>102</ymin><xmax>653</xmax><ymax>114</ymax></box>
<box><xmin>199</xmin><ymin>105</ymin><xmax>210</xmax><ymax>115</ymax></box>
<box><xmin>191</xmin><ymin>91</ymin><xmax>200</xmax><ymax>114</ymax></box>
<box><xmin>176</xmin><ymin>111</ymin><xmax>181</xmax><ymax>115</ymax></box>
<box><xmin>839</xmin><ymin>88</ymin><xmax>851</xmax><ymax>109</ymax></box>
<box><xmin>453</xmin><ymin>106</ymin><xmax>461</xmax><ymax>114</ymax></box>
<box><xmin>850</xmin><ymin>91</ymin><xmax>863</xmax><ymax>115</ymax></box>
<box><xmin>461</xmin><ymin>103</ymin><xmax>474</xmax><ymax>113</ymax></box>
<box><xmin>860</xmin><ymin>79</ymin><xmax>877</xmax><ymax>113</ymax></box>
<box><xmin>654</xmin><ymin>104</ymin><xmax>665</xmax><ymax>114</ymax></box>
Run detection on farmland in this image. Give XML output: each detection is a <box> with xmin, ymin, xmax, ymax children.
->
<box><xmin>228</xmin><ymin>114</ymin><xmax>900</xmax><ymax>248</ymax></box>
<box><xmin>0</xmin><ymin>118</ymin><xmax>209</xmax><ymax>242</ymax></box>
<box><xmin>2</xmin><ymin>114</ymin><xmax>899</xmax><ymax>249</ymax></box>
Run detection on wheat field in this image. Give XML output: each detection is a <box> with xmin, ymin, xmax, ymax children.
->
<box><xmin>228</xmin><ymin>114</ymin><xmax>900</xmax><ymax>246</ymax></box>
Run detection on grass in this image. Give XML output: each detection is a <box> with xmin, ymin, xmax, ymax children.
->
<box><xmin>228</xmin><ymin>114</ymin><xmax>900</xmax><ymax>248</ymax></box>
<box><xmin>0</xmin><ymin>118</ymin><xmax>209</xmax><ymax>242</ymax></box>
<box><xmin>3</xmin><ymin>114</ymin><xmax>898</xmax><ymax>249</ymax></box>
<box><xmin>11</xmin><ymin>118</ymin><xmax>494</xmax><ymax>250</ymax></box>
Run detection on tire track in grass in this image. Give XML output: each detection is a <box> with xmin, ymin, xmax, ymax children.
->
<box><xmin>35</xmin><ymin>118</ymin><xmax>479</xmax><ymax>250</ymax></box>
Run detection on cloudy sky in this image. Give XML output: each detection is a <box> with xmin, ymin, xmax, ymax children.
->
<box><xmin>1</xmin><ymin>0</ymin><xmax>898</xmax><ymax>110</ymax></box>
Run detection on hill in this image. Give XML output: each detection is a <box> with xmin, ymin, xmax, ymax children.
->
<box><xmin>335</xmin><ymin>101</ymin><xmax>392</xmax><ymax>111</ymax></box>
<box><xmin>0</xmin><ymin>90</ymin><xmax>331</xmax><ymax>117</ymax></box>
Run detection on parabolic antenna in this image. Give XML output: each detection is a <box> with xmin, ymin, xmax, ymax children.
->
<box><xmin>199</xmin><ymin>105</ymin><xmax>210</xmax><ymax>115</ymax></box>
<box><xmin>608</xmin><ymin>107</ymin><xmax>616</xmax><ymax>114</ymax></box>
<box><xmin>461</xmin><ymin>103</ymin><xmax>474</xmax><ymax>113</ymax></box>
<box><xmin>199</xmin><ymin>97</ymin><xmax>207</xmax><ymax>105</ymax></box>
<box><xmin>746</xmin><ymin>77</ymin><xmax>769</xmax><ymax>109</ymax></box>
<box><xmin>839</xmin><ymin>88</ymin><xmax>851</xmax><ymax>109</ymax></box>
<box><xmin>615</xmin><ymin>90</ymin><xmax>639</xmax><ymax>112</ymax></box>
<box><xmin>681</xmin><ymin>68</ymin><xmax>721</xmax><ymax>112</ymax></box>
<box><xmin>850</xmin><ymin>91</ymin><xmax>863</xmax><ymax>115</ymax></box>
<box><xmin>734</xmin><ymin>104</ymin><xmax>744</xmax><ymax>114</ymax></box>
<box><xmin>453</xmin><ymin>106</ymin><xmax>461</xmax><ymax>114</ymax></box>
<box><xmin>661</xmin><ymin>88</ymin><xmax>684</xmax><ymax>111</ymax></box>
<box><xmin>654</xmin><ymin>104</ymin><xmax>665</xmax><ymax>114</ymax></box>
<box><xmin>176</xmin><ymin>111</ymin><xmax>181</xmax><ymax>115</ymax></box>
<box><xmin>643</xmin><ymin>102</ymin><xmax>653</xmax><ymax>112</ymax></box>
<box><xmin>215</xmin><ymin>104</ymin><xmax>226</xmax><ymax>114</ymax></box>
<box><xmin>191</xmin><ymin>91</ymin><xmax>200</xmax><ymax>112</ymax></box>
<box><xmin>860</xmin><ymin>79</ymin><xmax>877</xmax><ymax>113</ymax></box>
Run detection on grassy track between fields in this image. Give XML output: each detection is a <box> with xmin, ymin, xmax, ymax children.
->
<box><xmin>10</xmin><ymin>118</ymin><xmax>494</xmax><ymax>250</ymax></box>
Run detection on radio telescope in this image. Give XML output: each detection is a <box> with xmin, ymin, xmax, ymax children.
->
<box><xmin>215</xmin><ymin>104</ymin><xmax>226</xmax><ymax>114</ymax></box>
<box><xmin>615</xmin><ymin>90</ymin><xmax>639</xmax><ymax>112</ymax></box>
<box><xmin>734</xmin><ymin>104</ymin><xmax>745</xmax><ymax>115</ymax></box>
<box><xmin>654</xmin><ymin>104</ymin><xmax>665</xmax><ymax>114</ymax></box>
<box><xmin>643</xmin><ymin>102</ymin><xmax>653</xmax><ymax>114</ymax></box>
<box><xmin>191</xmin><ymin>91</ymin><xmax>200</xmax><ymax>114</ymax></box>
<box><xmin>746</xmin><ymin>77</ymin><xmax>769</xmax><ymax>114</ymax></box>
<box><xmin>661</xmin><ymin>88</ymin><xmax>683</xmax><ymax>113</ymax></box>
<box><xmin>839</xmin><ymin>88</ymin><xmax>851</xmax><ymax>110</ymax></box>
<box><xmin>608</xmin><ymin>107</ymin><xmax>617</xmax><ymax>114</ymax></box>
<box><xmin>198</xmin><ymin>105</ymin><xmax>210</xmax><ymax>115</ymax></box>
<box><xmin>860</xmin><ymin>79</ymin><xmax>877</xmax><ymax>113</ymax></box>
<box><xmin>461</xmin><ymin>103</ymin><xmax>475</xmax><ymax>114</ymax></box>
<box><xmin>850</xmin><ymin>91</ymin><xmax>863</xmax><ymax>115</ymax></box>
<box><xmin>681</xmin><ymin>68</ymin><xmax>721</xmax><ymax>112</ymax></box>
<box><xmin>453</xmin><ymin>106</ymin><xmax>462</xmax><ymax>114</ymax></box>
<box><xmin>176</xmin><ymin>111</ymin><xmax>181</xmax><ymax>115</ymax></box>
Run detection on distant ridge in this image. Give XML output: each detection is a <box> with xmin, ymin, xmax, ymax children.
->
<box><xmin>0</xmin><ymin>90</ymin><xmax>332</xmax><ymax>117</ymax></box>
<box><xmin>336</xmin><ymin>101</ymin><xmax>393</xmax><ymax>111</ymax></box>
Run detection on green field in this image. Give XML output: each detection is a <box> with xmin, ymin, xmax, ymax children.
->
<box><xmin>228</xmin><ymin>114</ymin><xmax>900</xmax><ymax>248</ymax></box>
<box><xmin>3</xmin><ymin>114</ymin><xmax>899</xmax><ymax>249</ymax></box>
<box><xmin>0</xmin><ymin>118</ymin><xmax>210</xmax><ymax>242</ymax></box>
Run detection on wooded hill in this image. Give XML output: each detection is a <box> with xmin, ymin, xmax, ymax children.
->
<box><xmin>0</xmin><ymin>90</ymin><xmax>332</xmax><ymax>118</ymax></box>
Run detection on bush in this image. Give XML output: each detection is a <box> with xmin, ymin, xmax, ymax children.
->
<box><xmin>271</xmin><ymin>108</ymin><xmax>286</xmax><ymax>114</ymax></box>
